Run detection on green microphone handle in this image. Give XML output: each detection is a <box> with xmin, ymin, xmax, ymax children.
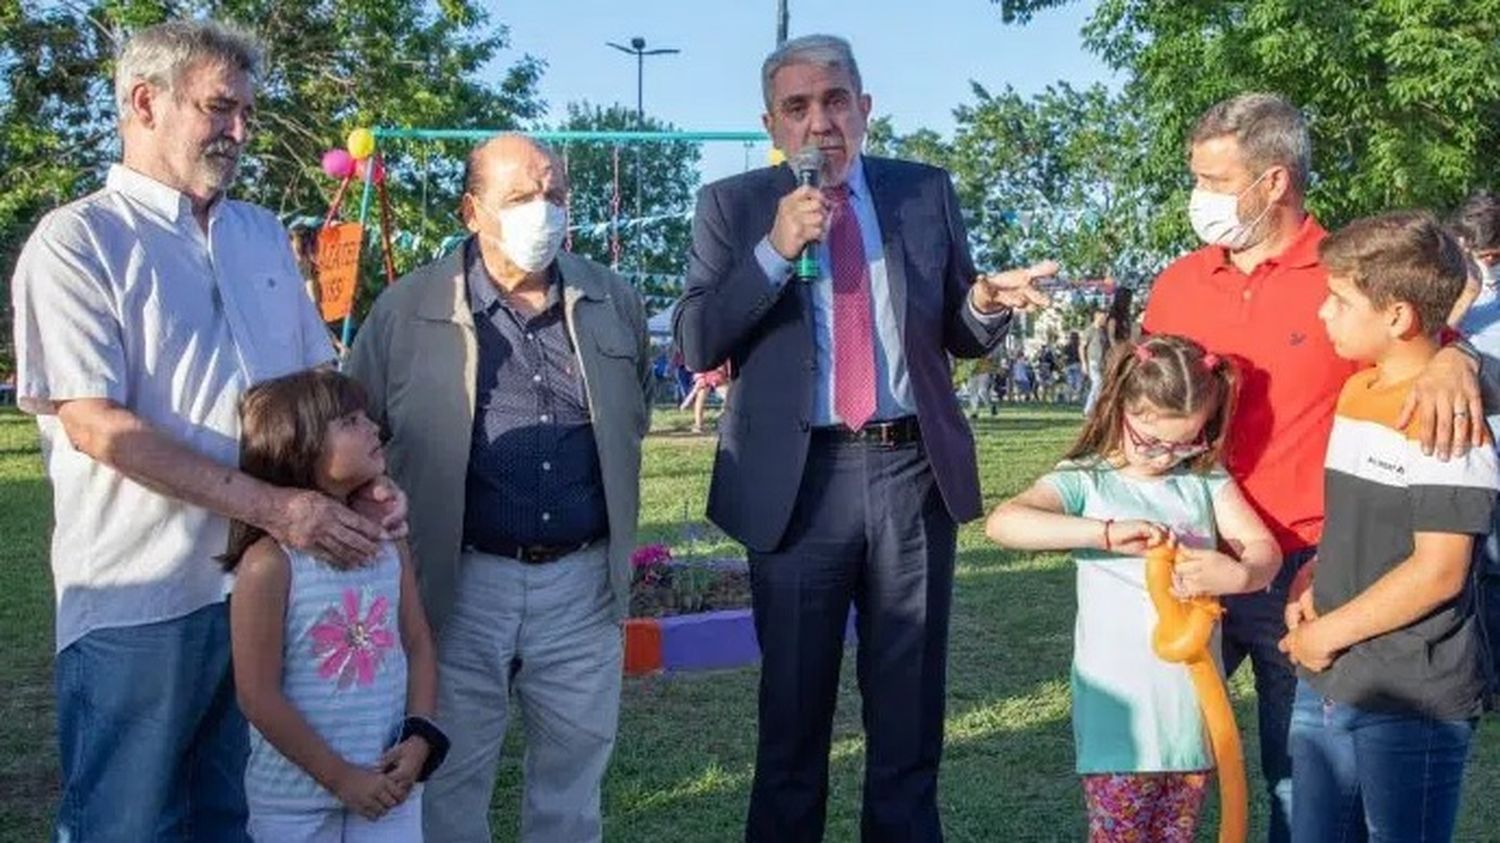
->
<box><xmin>796</xmin><ymin>249</ymin><xmax>819</xmax><ymax>281</ymax></box>
<box><xmin>791</xmin><ymin>150</ymin><xmax>823</xmax><ymax>282</ymax></box>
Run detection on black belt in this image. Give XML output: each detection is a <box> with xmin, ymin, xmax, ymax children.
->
<box><xmin>811</xmin><ymin>415</ymin><xmax>921</xmax><ymax>446</ymax></box>
<box><xmin>472</xmin><ymin>538</ymin><xmax>596</xmax><ymax>565</ymax></box>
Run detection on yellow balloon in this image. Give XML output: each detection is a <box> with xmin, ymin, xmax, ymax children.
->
<box><xmin>1146</xmin><ymin>544</ymin><xmax>1247</xmax><ymax>843</ymax></box>
<box><xmin>767</xmin><ymin>147</ymin><xmax>787</xmax><ymax>167</ymax></box>
<box><xmin>346</xmin><ymin>128</ymin><xmax>376</xmax><ymax>161</ymax></box>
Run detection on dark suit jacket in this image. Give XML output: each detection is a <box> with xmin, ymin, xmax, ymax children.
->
<box><xmin>673</xmin><ymin>156</ymin><xmax>1008</xmax><ymax>552</ymax></box>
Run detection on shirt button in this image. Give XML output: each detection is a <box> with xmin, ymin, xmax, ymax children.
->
<box><xmin>533</xmin><ymin>374</ymin><xmax>542</xmax><ymax>384</ymax></box>
<box><xmin>540</xmin><ymin>414</ymin><xmax>550</xmax><ymax>423</ymax></box>
<box><xmin>526</xmin><ymin>332</ymin><xmax>536</xmax><ymax>341</ymax></box>
<box><xmin>542</xmin><ymin>461</ymin><xmax>552</xmax><ymax>471</ymax></box>
<box><xmin>542</xmin><ymin>512</ymin><xmax>551</xmax><ymax>522</ymax></box>
<box><xmin>1242</xmin><ymin>289</ymin><xmax>1252</xmax><ymax>300</ymax></box>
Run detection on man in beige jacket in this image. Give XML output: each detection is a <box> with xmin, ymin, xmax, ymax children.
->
<box><xmin>346</xmin><ymin>134</ymin><xmax>649</xmax><ymax>843</ymax></box>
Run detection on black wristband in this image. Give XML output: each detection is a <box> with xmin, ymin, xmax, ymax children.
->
<box><xmin>399</xmin><ymin>715</ymin><xmax>450</xmax><ymax>782</ymax></box>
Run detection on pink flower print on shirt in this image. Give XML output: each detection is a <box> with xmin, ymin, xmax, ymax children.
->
<box><xmin>310</xmin><ymin>587</ymin><xmax>396</xmax><ymax>689</ymax></box>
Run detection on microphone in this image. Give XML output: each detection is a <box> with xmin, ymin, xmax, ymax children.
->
<box><xmin>790</xmin><ymin>146</ymin><xmax>824</xmax><ymax>282</ymax></box>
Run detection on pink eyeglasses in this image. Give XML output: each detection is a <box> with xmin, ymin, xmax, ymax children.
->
<box><xmin>1122</xmin><ymin>415</ymin><xmax>1209</xmax><ymax>460</ymax></box>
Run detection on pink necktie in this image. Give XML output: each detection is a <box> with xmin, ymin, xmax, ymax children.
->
<box><xmin>827</xmin><ymin>185</ymin><xmax>876</xmax><ymax>431</ymax></box>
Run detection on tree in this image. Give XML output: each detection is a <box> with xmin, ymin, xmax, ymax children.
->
<box><xmin>1</xmin><ymin>0</ymin><xmax>546</xmax><ymax>370</ymax></box>
<box><xmin>550</xmin><ymin>102</ymin><xmax>701</xmax><ymax>310</ymax></box>
<box><xmin>865</xmin><ymin>117</ymin><xmax>948</xmax><ymax>168</ymax></box>
<box><xmin>989</xmin><ymin>0</ymin><xmax>1500</xmax><ymax>253</ymax></box>
<box><xmin>988</xmin><ymin>0</ymin><xmax>1073</xmax><ymax>23</ymax></box>
<box><xmin>868</xmin><ymin>83</ymin><xmax>1158</xmax><ymax>282</ymax></box>
<box><xmin>0</xmin><ymin>3</ymin><xmax>121</xmax><ymax>375</ymax></box>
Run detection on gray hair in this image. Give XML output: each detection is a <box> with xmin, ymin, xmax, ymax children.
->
<box><xmin>761</xmin><ymin>34</ymin><xmax>862</xmax><ymax>112</ymax></box>
<box><xmin>114</xmin><ymin>20</ymin><xmax>263</xmax><ymax>121</ymax></box>
<box><xmin>1190</xmin><ymin>93</ymin><xmax>1311</xmax><ymax>193</ymax></box>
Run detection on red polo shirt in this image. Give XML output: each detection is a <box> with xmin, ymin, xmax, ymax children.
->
<box><xmin>1143</xmin><ymin>216</ymin><xmax>1358</xmax><ymax>554</ymax></box>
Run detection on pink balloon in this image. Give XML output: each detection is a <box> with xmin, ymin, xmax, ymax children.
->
<box><xmin>355</xmin><ymin>156</ymin><xmax>386</xmax><ymax>185</ymax></box>
<box><xmin>321</xmin><ymin>148</ymin><xmax>355</xmax><ymax>179</ymax></box>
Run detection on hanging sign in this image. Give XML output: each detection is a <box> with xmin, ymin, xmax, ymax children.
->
<box><xmin>314</xmin><ymin>221</ymin><xmax>364</xmax><ymax>322</ymax></box>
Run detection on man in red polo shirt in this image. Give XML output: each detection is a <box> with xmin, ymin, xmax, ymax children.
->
<box><xmin>1144</xmin><ymin>93</ymin><xmax>1484</xmax><ymax>843</ymax></box>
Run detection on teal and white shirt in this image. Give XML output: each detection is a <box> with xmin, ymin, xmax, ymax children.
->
<box><xmin>1042</xmin><ymin>460</ymin><xmax>1230</xmax><ymax>775</ymax></box>
<box><xmin>245</xmin><ymin>541</ymin><xmax>408</xmax><ymax>812</ymax></box>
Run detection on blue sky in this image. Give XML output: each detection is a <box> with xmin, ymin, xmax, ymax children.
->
<box><xmin>489</xmin><ymin>0</ymin><xmax>1118</xmax><ymax>182</ymax></box>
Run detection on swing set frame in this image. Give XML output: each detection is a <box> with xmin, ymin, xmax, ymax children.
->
<box><xmin>335</xmin><ymin>128</ymin><xmax>767</xmax><ymax>347</ymax></box>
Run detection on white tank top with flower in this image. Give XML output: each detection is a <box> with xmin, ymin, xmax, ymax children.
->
<box><xmin>244</xmin><ymin>540</ymin><xmax>408</xmax><ymax>812</ymax></box>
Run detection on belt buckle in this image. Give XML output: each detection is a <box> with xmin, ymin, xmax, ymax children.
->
<box><xmin>521</xmin><ymin>541</ymin><xmax>586</xmax><ymax>564</ymax></box>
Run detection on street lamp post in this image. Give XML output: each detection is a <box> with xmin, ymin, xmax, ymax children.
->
<box><xmin>606</xmin><ymin>37</ymin><xmax>680</xmax><ymax>274</ymax></box>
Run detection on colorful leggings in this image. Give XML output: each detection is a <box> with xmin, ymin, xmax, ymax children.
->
<box><xmin>1081</xmin><ymin>772</ymin><xmax>1209</xmax><ymax>842</ymax></box>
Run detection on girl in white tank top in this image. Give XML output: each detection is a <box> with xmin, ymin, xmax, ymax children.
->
<box><xmin>224</xmin><ymin>370</ymin><xmax>446</xmax><ymax>842</ymax></box>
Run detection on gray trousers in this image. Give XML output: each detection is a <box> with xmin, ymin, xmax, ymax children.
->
<box><xmin>965</xmin><ymin>372</ymin><xmax>994</xmax><ymax>414</ymax></box>
<box><xmin>1083</xmin><ymin>361</ymin><xmax>1104</xmax><ymax>416</ymax></box>
<box><xmin>422</xmin><ymin>545</ymin><xmax>622</xmax><ymax>843</ymax></box>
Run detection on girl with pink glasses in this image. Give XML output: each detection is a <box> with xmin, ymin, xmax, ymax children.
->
<box><xmin>986</xmin><ymin>334</ymin><xmax>1279</xmax><ymax>842</ymax></box>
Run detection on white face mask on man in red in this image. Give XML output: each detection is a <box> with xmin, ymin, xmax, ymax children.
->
<box><xmin>1187</xmin><ymin>169</ymin><xmax>1273</xmax><ymax>250</ymax></box>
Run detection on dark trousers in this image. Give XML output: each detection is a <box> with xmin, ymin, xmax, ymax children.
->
<box><xmin>745</xmin><ymin>432</ymin><xmax>956</xmax><ymax>843</ymax></box>
<box><xmin>1472</xmin><ymin>527</ymin><xmax>1500</xmax><ymax>709</ymax></box>
<box><xmin>1219</xmin><ymin>547</ymin><xmax>1315</xmax><ymax>843</ymax></box>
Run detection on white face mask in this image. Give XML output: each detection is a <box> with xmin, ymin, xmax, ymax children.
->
<box><xmin>481</xmin><ymin>199</ymin><xmax>566</xmax><ymax>273</ymax></box>
<box><xmin>1187</xmin><ymin>170</ymin><xmax>1273</xmax><ymax>250</ymax></box>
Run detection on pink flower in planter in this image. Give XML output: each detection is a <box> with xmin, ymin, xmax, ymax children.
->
<box><xmin>310</xmin><ymin>588</ymin><xmax>396</xmax><ymax>689</ymax></box>
<box><xmin>632</xmin><ymin>543</ymin><xmax>673</xmax><ymax>569</ymax></box>
<box><xmin>631</xmin><ymin>543</ymin><xmax>673</xmax><ymax>587</ymax></box>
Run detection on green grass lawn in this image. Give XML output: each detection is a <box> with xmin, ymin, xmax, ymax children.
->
<box><xmin>4</xmin><ymin>404</ymin><xmax>1500</xmax><ymax>841</ymax></box>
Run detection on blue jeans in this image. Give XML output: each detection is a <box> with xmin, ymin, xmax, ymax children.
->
<box><xmin>54</xmin><ymin>602</ymin><xmax>249</xmax><ymax>843</ymax></box>
<box><xmin>1219</xmin><ymin>547</ymin><xmax>1311</xmax><ymax>843</ymax></box>
<box><xmin>1289</xmin><ymin>680</ymin><xmax>1475</xmax><ymax>842</ymax></box>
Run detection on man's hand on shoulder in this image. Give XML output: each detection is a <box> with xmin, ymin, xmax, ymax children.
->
<box><xmin>352</xmin><ymin>476</ymin><xmax>409</xmax><ymax>540</ymax></box>
<box><xmin>265</xmin><ymin>487</ymin><xmax>383</xmax><ymax>569</ymax></box>
<box><xmin>1397</xmin><ymin>343</ymin><xmax>1485</xmax><ymax>460</ymax></box>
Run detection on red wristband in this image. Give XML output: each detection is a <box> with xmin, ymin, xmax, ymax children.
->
<box><xmin>1103</xmin><ymin>519</ymin><xmax>1114</xmax><ymax>551</ymax></box>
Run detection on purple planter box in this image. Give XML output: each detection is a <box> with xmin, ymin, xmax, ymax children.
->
<box><xmin>654</xmin><ymin>606</ymin><xmax>859</xmax><ymax>674</ymax></box>
<box><xmin>659</xmin><ymin>609</ymin><xmax>759</xmax><ymax>673</ymax></box>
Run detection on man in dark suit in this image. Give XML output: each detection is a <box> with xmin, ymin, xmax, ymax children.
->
<box><xmin>674</xmin><ymin>33</ymin><xmax>1055</xmax><ymax>843</ymax></box>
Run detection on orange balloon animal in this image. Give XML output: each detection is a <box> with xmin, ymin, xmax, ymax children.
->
<box><xmin>1145</xmin><ymin>543</ymin><xmax>1247</xmax><ymax>843</ymax></box>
